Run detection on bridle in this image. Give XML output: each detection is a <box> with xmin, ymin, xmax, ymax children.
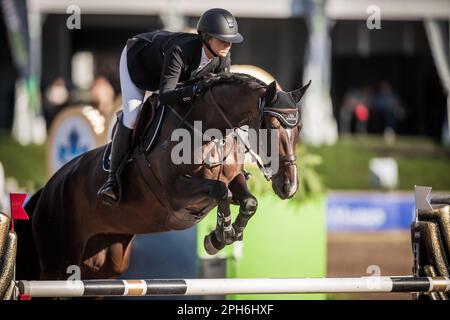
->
<box><xmin>166</xmin><ymin>86</ymin><xmax>299</xmax><ymax>181</ymax></box>
<box><xmin>259</xmin><ymin>96</ymin><xmax>300</xmax><ymax>180</ymax></box>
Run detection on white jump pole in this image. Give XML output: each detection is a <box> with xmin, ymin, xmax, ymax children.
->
<box><xmin>18</xmin><ymin>276</ymin><xmax>450</xmax><ymax>298</ymax></box>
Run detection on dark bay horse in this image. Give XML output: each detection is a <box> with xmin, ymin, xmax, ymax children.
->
<box><xmin>16</xmin><ymin>73</ymin><xmax>310</xmax><ymax>281</ymax></box>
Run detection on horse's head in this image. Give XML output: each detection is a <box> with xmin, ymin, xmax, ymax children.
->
<box><xmin>174</xmin><ymin>73</ymin><xmax>310</xmax><ymax>200</ymax></box>
<box><xmin>261</xmin><ymin>80</ymin><xmax>311</xmax><ymax>199</ymax></box>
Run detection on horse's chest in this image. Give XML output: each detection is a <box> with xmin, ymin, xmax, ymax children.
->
<box><xmin>199</xmin><ymin>135</ymin><xmax>243</xmax><ymax>180</ymax></box>
<box><xmin>165</xmin><ymin>200</ymin><xmax>216</xmax><ymax>230</ymax></box>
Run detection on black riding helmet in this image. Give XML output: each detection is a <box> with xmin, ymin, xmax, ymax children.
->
<box><xmin>197</xmin><ymin>8</ymin><xmax>244</xmax><ymax>44</ymax></box>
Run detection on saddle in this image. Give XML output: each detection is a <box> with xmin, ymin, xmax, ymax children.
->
<box><xmin>102</xmin><ymin>93</ymin><xmax>166</xmax><ymax>172</ymax></box>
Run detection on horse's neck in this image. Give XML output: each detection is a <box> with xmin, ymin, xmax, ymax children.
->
<box><xmin>138</xmin><ymin>85</ymin><xmax>263</xmax><ymax>192</ymax></box>
<box><xmin>199</xmin><ymin>86</ymin><xmax>260</xmax><ymax>132</ymax></box>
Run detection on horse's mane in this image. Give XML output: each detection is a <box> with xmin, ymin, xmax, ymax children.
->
<box><xmin>180</xmin><ymin>72</ymin><xmax>268</xmax><ymax>91</ymax></box>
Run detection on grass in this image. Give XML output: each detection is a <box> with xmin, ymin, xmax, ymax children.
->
<box><xmin>309</xmin><ymin>134</ymin><xmax>450</xmax><ymax>191</ymax></box>
<box><xmin>0</xmin><ymin>130</ymin><xmax>46</xmax><ymax>191</ymax></box>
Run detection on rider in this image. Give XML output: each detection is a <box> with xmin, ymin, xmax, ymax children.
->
<box><xmin>98</xmin><ymin>8</ymin><xmax>244</xmax><ymax>203</ymax></box>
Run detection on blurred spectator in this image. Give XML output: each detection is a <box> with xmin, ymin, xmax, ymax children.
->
<box><xmin>43</xmin><ymin>77</ymin><xmax>69</xmax><ymax>127</ymax></box>
<box><xmin>339</xmin><ymin>85</ymin><xmax>374</xmax><ymax>134</ymax></box>
<box><xmin>354</xmin><ymin>103</ymin><xmax>370</xmax><ymax>133</ymax></box>
<box><xmin>373</xmin><ymin>81</ymin><xmax>405</xmax><ymax>134</ymax></box>
<box><xmin>91</xmin><ymin>76</ymin><xmax>115</xmax><ymax>115</ymax></box>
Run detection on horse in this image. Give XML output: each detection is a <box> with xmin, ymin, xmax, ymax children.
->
<box><xmin>15</xmin><ymin>73</ymin><xmax>310</xmax><ymax>281</ymax></box>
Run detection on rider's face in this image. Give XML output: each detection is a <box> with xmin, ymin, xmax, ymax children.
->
<box><xmin>207</xmin><ymin>37</ymin><xmax>232</xmax><ymax>58</ymax></box>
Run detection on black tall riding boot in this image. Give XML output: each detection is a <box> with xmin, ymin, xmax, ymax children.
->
<box><xmin>97</xmin><ymin>120</ymin><xmax>133</xmax><ymax>203</ymax></box>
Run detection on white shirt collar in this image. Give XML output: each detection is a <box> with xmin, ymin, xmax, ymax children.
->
<box><xmin>198</xmin><ymin>46</ymin><xmax>213</xmax><ymax>71</ymax></box>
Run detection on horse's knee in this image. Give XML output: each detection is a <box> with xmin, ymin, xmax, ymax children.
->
<box><xmin>241</xmin><ymin>197</ymin><xmax>258</xmax><ymax>215</ymax></box>
<box><xmin>83</xmin><ymin>249</ymin><xmax>107</xmax><ymax>274</ymax></box>
<box><xmin>110</xmin><ymin>260</ymin><xmax>130</xmax><ymax>277</ymax></box>
<box><xmin>82</xmin><ymin>249</ymin><xmax>130</xmax><ymax>278</ymax></box>
<box><xmin>211</xmin><ymin>181</ymin><xmax>231</xmax><ymax>201</ymax></box>
<box><xmin>108</xmin><ymin>242</ymin><xmax>132</xmax><ymax>276</ymax></box>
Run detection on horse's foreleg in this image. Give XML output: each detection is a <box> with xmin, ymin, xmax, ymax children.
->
<box><xmin>204</xmin><ymin>192</ymin><xmax>235</xmax><ymax>255</ymax></box>
<box><xmin>175</xmin><ymin>175</ymin><xmax>236</xmax><ymax>255</ymax></box>
<box><xmin>228</xmin><ymin>173</ymin><xmax>258</xmax><ymax>242</ymax></box>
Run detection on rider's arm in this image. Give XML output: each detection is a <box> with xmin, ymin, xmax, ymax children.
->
<box><xmin>158</xmin><ymin>46</ymin><xmax>198</xmax><ymax>105</ymax></box>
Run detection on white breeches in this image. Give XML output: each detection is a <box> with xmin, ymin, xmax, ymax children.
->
<box><xmin>119</xmin><ymin>46</ymin><xmax>145</xmax><ymax>129</ymax></box>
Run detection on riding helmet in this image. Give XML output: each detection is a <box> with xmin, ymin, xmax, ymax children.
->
<box><xmin>197</xmin><ymin>8</ymin><xmax>244</xmax><ymax>43</ymax></box>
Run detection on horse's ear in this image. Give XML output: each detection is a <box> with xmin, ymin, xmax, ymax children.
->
<box><xmin>290</xmin><ymin>80</ymin><xmax>311</xmax><ymax>104</ymax></box>
<box><xmin>264</xmin><ymin>81</ymin><xmax>278</xmax><ymax>105</ymax></box>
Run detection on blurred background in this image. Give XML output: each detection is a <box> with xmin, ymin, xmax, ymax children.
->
<box><xmin>0</xmin><ymin>0</ymin><xmax>449</xmax><ymax>300</ymax></box>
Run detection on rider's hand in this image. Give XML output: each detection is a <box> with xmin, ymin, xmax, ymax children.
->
<box><xmin>192</xmin><ymin>83</ymin><xmax>205</xmax><ymax>98</ymax></box>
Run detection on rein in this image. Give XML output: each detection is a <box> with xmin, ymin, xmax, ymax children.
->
<box><xmin>165</xmin><ymin>85</ymin><xmax>299</xmax><ymax>181</ymax></box>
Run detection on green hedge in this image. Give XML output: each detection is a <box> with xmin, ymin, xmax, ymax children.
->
<box><xmin>309</xmin><ymin>135</ymin><xmax>450</xmax><ymax>191</ymax></box>
<box><xmin>0</xmin><ymin>131</ymin><xmax>46</xmax><ymax>191</ymax></box>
